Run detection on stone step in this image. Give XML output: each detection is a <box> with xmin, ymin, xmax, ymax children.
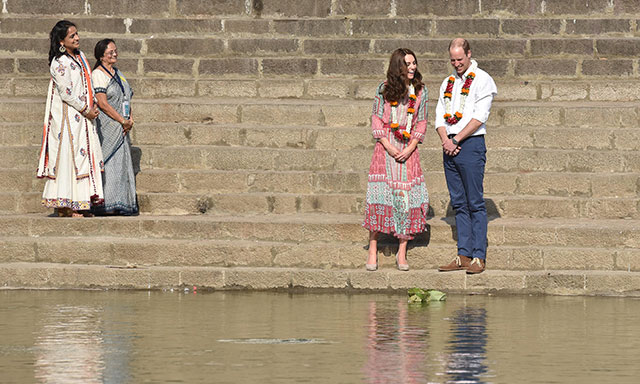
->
<box><xmin>3</xmin><ymin>121</ymin><xmax>639</xmax><ymax>152</ymax></box>
<box><xmin>2</xmin><ymin>97</ymin><xmax>638</xmax><ymax>129</ymax></box>
<box><xmin>6</xmin><ymin>190</ymin><xmax>640</xmax><ymax>219</ymax></box>
<box><xmin>2</xmin><ymin>15</ymin><xmax>638</xmax><ymax>37</ymax></box>
<box><xmin>3</xmin><ymin>76</ymin><xmax>640</xmax><ymax>103</ymax></box>
<box><xmin>2</xmin><ymin>1</ymin><xmax>637</xmax><ymax>18</ymax></box>
<box><xmin>4</xmin><ymin>144</ymin><xmax>640</xmax><ymax>174</ymax></box>
<box><xmin>5</xmin><ymin>169</ymin><xmax>637</xmax><ymax>198</ymax></box>
<box><xmin>0</xmin><ymin>213</ymin><xmax>638</xmax><ymax>251</ymax></box>
<box><xmin>0</xmin><ymin>234</ymin><xmax>634</xmax><ymax>273</ymax></box>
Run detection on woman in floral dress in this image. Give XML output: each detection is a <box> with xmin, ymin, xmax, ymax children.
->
<box><xmin>363</xmin><ymin>48</ymin><xmax>430</xmax><ymax>271</ymax></box>
<box><xmin>37</xmin><ymin>20</ymin><xmax>104</xmax><ymax>217</ymax></box>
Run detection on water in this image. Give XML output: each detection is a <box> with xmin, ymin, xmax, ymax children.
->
<box><xmin>1</xmin><ymin>290</ymin><xmax>640</xmax><ymax>384</ymax></box>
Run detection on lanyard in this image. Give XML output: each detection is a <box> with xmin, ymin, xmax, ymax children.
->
<box><xmin>100</xmin><ymin>64</ymin><xmax>126</xmax><ymax>96</ymax></box>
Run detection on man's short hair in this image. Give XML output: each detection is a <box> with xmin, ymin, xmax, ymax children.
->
<box><xmin>449</xmin><ymin>38</ymin><xmax>471</xmax><ymax>55</ymax></box>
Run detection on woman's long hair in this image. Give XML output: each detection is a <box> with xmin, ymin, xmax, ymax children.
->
<box><xmin>382</xmin><ymin>48</ymin><xmax>423</xmax><ymax>103</ymax></box>
<box><xmin>48</xmin><ymin>20</ymin><xmax>76</xmax><ymax>65</ymax></box>
<box><xmin>93</xmin><ymin>38</ymin><xmax>115</xmax><ymax>70</ymax></box>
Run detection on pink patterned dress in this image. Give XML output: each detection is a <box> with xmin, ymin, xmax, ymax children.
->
<box><xmin>363</xmin><ymin>82</ymin><xmax>430</xmax><ymax>240</ymax></box>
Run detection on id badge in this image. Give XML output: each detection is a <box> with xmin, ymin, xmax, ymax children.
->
<box><xmin>122</xmin><ymin>99</ymin><xmax>130</xmax><ymax>119</ymax></box>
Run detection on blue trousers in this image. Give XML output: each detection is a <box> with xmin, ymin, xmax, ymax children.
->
<box><xmin>443</xmin><ymin>135</ymin><xmax>487</xmax><ymax>260</ymax></box>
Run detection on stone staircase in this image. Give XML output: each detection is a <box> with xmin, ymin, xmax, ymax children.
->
<box><xmin>1</xmin><ymin>0</ymin><xmax>640</xmax><ymax>294</ymax></box>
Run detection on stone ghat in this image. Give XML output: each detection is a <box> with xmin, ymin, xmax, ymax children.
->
<box><xmin>2</xmin><ymin>0</ymin><xmax>640</xmax><ymax>294</ymax></box>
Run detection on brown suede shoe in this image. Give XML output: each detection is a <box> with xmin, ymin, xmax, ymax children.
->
<box><xmin>438</xmin><ymin>255</ymin><xmax>472</xmax><ymax>272</ymax></box>
<box><xmin>466</xmin><ymin>258</ymin><xmax>485</xmax><ymax>274</ymax></box>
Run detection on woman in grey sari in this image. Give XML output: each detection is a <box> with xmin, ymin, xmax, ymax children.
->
<box><xmin>92</xmin><ymin>39</ymin><xmax>138</xmax><ymax>215</ymax></box>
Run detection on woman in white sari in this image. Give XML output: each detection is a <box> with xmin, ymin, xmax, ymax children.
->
<box><xmin>37</xmin><ymin>20</ymin><xmax>104</xmax><ymax>217</ymax></box>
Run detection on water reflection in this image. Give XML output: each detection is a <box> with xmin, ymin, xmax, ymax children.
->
<box><xmin>365</xmin><ymin>301</ymin><xmax>428</xmax><ymax>383</ymax></box>
<box><xmin>34</xmin><ymin>305</ymin><xmax>106</xmax><ymax>383</ymax></box>
<box><xmin>444</xmin><ymin>307</ymin><xmax>488</xmax><ymax>384</ymax></box>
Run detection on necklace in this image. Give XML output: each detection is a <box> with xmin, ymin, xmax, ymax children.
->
<box><xmin>388</xmin><ymin>84</ymin><xmax>416</xmax><ymax>141</ymax></box>
<box><xmin>443</xmin><ymin>61</ymin><xmax>477</xmax><ymax>125</ymax></box>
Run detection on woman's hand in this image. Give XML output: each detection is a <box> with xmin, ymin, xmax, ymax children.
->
<box><xmin>394</xmin><ymin>146</ymin><xmax>415</xmax><ymax>163</ymax></box>
<box><xmin>122</xmin><ymin>118</ymin><xmax>134</xmax><ymax>134</ymax></box>
<box><xmin>84</xmin><ymin>105</ymin><xmax>99</xmax><ymax>120</ymax></box>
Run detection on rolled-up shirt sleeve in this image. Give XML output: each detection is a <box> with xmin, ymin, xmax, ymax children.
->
<box><xmin>434</xmin><ymin>80</ymin><xmax>447</xmax><ymax>129</ymax></box>
<box><xmin>471</xmin><ymin>76</ymin><xmax>497</xmax><ymax>124</ymax></box>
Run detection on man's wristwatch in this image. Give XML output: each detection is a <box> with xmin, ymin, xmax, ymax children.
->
<box><xmin>451</xmin><ymin>137</ymin><xmax>459</xmax><ymax>146</ymax></box>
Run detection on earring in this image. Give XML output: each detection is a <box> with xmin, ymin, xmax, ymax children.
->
<box><xmin>59</xmin><ymin>45</ymin><xmax>66</xmax><ymax>53</ymax></box>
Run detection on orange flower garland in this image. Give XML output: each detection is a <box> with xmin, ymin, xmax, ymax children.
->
<box><xmin>443</xmin><ymin>72</ymin><xmax>475</xmax><ymax>125</ymax></box>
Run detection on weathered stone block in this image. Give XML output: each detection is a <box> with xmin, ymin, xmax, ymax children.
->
<box><xmin>530</xmin><ymin>38</ymin><xmax>594</xmax><ymax>56</ymax></box>
<box><xmin>259</xmin><ymin>0</ymin><xmax>332</xmax><ymax>17</ymax></box>
<box><xmin>128</xmin><ymin>78</ymin><xmax>196</xmax><ymax>98</ymax></box>
<box><xmin>590</xmin><ymin>174</ymin><xmax>638</xmax><ymax>198</ymax></box>
<box><xmin>200</xmin><ymin>58</ymin><xmax>259</xmax><ymax>76</ymax></box>
<box><xmin>258</xmin><ymin>79</ymin><xmax>304</xmax><ymax>98</ymax></box>
<box><xmin>304</xmin><ymin>39</ymin><xmax>370</xmax><ymax>55</ymax></box>
<box><xmin>478</xmin><ymin>59</ymin><xmax>510</xmax><ymax>78</ymax></box>
<box><xmin>485</xmin><ymin>128</ymin><xmax>535</xmax><ymax>148</ymax></box>
<box><xmin>579</xmin><ymin>199</ymin><xmax>639</xmax><ymax>219</ymax></box>
<box><xmin>374</xmin><ymin>38</ymin><xmax>447</xmax><ymax>57</ymax></box>
<box><xmin>146</xmin><ymin>38</ymin><xmax>224</xmax><ymax>56</ymax></box>
<box><xmin>6</xmin><ymin>0</ymin><xmax>85</xmax><ymax>14</ymax></box>
<box><xmin>179</xmin><ymin>268</ymin><xmax>225</xmax><ymax>289</ymax></box>
<box><xmin>0</xmin><ymin>239</ymin><xmax>36</xmax><ymax>262</ymax></box>
<box><xmin>591</xmin><ymin>81</ymin><xmax>640</xmax><ymax>101</ymax></box>
<box><xmin>224</xmin><ymin>268</ymin><xmax>291</xmax><ymax>289</ymax></box>
<box><xmin>224</xmin><ymin>19</ymin><xmax>271</xmax><ymax>34</ymax></box>
<box><xmin>321</xmin><ymin>104</ymin><xmax>370</xmax><ymax>127</ymax></box>
<box><xmin>565</xmin><ymin>107</ymin><xmax>637</xmax><ymax>127</ymax></box>
<box><xmin>585</xmin><ymin>273</ymin><xmax>640</xmax><ymax>294</ymax></box>
<box><xmin>494</xmin><ymin>81</ymin><xmax>538</xmax><ymax>101</ymax></box>
<box><xmin>36</xmin><ymin>240</ymin><xmax>113</xmax><ymax>265</ymax></box>
<box><xmin>333</xmin><ymin>0</ymin><xmax>391</xmax><ymax>15</ymax></box>
<box><xmin>533</xmin><ymin>129</ymin><xmax>611</xmax><ymax>150</ymax></box>
<box><xmin>198</xmin><ymin>80</ymin><xmax>257</xmax><ymax>97</ymax></box>
<box><xmin>148</xmin><ymin>147</ymin><xmax>205</xmax><ymax>169</ymax></box>
<box><xmin>501</xmin><ymin>19</ymin><xmax>563</xmax><ymax>35</ymax></box>
<box><xmin>242</xmin><ymin>103</ymin><xmax>321</xmax><ymax>125</ymax></box>
<box><xmin>204</xmin><ymin>147</ymin><xmax>277</xmax><ymax>171</ymax></box>
<box><xmin>515</xmin><ymin>59</ymin><xmax>577</xmax><ymax>77</ymax></box>
<box><xmin>474</xmin><ymin>39</ymin><xmax>528</xmax><ymax>58</ymax></box>
<box><xmin>349</xmin><ymin>270</ymin><xmax>389</xmax><ymax>289</ymax></box>
<box><xmin>596</xmin><ymin>38</ymin><xmax>640</xmax><ymax>57</ymax></box>
<box><xmin>543</xmin><ymin>248</ymin><xmax>616</xmax><ymax>270</ymax></box>
<box><xmin>175</xmin><ymin>0</ymin><xmax>245</xmax><ymax>15</ymax></box>
<box><xmin>503</xmin><ymin>106</ymin><xmax>562</xmax><ymax>126</ymax></box>
<box><xmin>136</xmin><ymin>171</ymin><xmax>180</xmax><ymax>193</ymax></box>
<box><xmin>229</xmin><ymin>39</ymin><xmax>299</xmax><ymax>55</ymax></box>
<box><xmin>0</xmin><ymin>59</ymin><xmax>14</xmax><ymax>74</ymax></box>
<box><xmin>567</xmin><ymin>151</ymin><xmax>625</xmax><ymax>173</ymax></box>
<box><xmin>539</xmin><ymin>82</ymin><xmax>588</xmax><ymax>101</ymax></box>
<box><xmin>0</xmin><ymin>79</ymin><xmax>12</xmax><ymax>96</ymax></box>
<box><xmin>144</xmin><ymin>58</ymin><xmax>194</xmax><ymax>75</ymax></box>
<box><xmin>273</xmin><ymin>19</ymin><xmax>346</xmax><ymax>36</ymax></box>
<box><xmin>582</xmin><ymin>59</ymin><xmax>633</xmax><ymax>76</ymax></box>
<box><xmin>129</xmin><ymin>18</ymin><xmax>222</xmax><ymax>34</ymax></box>
<box><xmin>436</xmin><ymin>19</ymin><xmax>500</xmax><ymax>36</ymax></box>
<box><xmin>291</xmin><ymin>270</ymin><xmax>350</xmax><ymax>288</ymax></box>
<box><xmin>306</xmin><ymin>79</ymin><xmax>352</xmax><ymax>98</ymax></box>
<box><xmin>179</xmin><ymin>171</ymin><xmax>249</xmax><ymax>193</ymax></box>
<box><xmin>566</xmin><ymin>19</ymin><xmax>632</xmax><ymax>35</ymax></box>
<box><xmin>250</xmin><ymin>171</ymin><xmax>315</xmax><ymax>193</ymax></box>
<box><xmin>274</xmin><ymin>150</ymin><xmax>336</xmax><ymax>171</ymax></box>
<box><xmin>466</xmin><ymin>271</ymin><xmax>526</xmax><ymax>292</ymax></box>
<box><xmin>135</xmin><ymin>101</ymin><xmax>238</xmax><ymax>123</ymax></box>
<box><xmin>525</xmin><ymin>272</ymin><xmax>585</xmax><ymax>295</ymax></box>
<box><xmin>320</xmin><ymin>58</ymin><xmax>384</xmax><ymax>76</ymax></box>
<box><xmin>351</xmin><ymin>19</ymin><xmax>432</xmax><ymax>36</ymax></box>
<box><xmin>209</xmin><ymin>193</ymin><xmax>271</xmax><ymax>215</ymax></box>
<box><xmin>396</xmin><ymin>0</ymin><xmax>480</xmax><ymax>16</ymax></box>
<box><xmin>501</xmin><ymin>197</ymin><xmax>580</xmax><ymax>219</ymax></box>
<box><xmin>0</xmin><ymin>37</ymin><xmax>47</xmax><ymax>54</ymax></box>
<box><xmin>263</xmin><ymin>58</ymin><xmax>317</xmax><ymax>76</ymax></box>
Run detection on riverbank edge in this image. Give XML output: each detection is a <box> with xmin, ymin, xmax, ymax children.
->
<box><xmin>2</xmin><ymin>262</ymin><xmax>640</xmax><ymax>296</ymax></box>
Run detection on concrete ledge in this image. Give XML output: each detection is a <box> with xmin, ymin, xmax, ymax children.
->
<box><xmin>3</xmin><ymin>263</ymin><xmax>640</xmax><ymax>296</ymax></box>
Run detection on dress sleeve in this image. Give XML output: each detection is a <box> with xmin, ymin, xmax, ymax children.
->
<box><xmin>371</xmin><ymin>82</ymin><xmax>387</xmax><ymax>139</ymax></box>
<box><xmin>92</xmin><ymin>70</ymin><xmax>109</xmax><ymax>94</ymax></box>
<box><xmin>50</xmin><ymin>56</ymin><xmax>89</xmax><ymax>114</ymax></box>
<box><xmin>412</xmin><ymin>86</ymin><xmax>428</xmax><ymax>143</ymax></box>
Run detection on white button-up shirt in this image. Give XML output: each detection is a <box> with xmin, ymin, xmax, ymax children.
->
<box><xmin>435</xmin><ymin>60</ymin><xmax>497</xmax><ymax>136</ymax></box>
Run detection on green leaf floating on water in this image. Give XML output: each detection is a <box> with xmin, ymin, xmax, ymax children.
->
<box><xmin>407</xmin><ymin>288</ymin><xmax>447</xmax><ymax>303</ymax></box>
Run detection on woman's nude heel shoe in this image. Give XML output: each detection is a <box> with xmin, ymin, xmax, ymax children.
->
<box><xmin>366</xmin><ymin>255</ymin><xmax>378</xmax><ymax>271</ymax></box>
<box><xmin>396</xmin><ymin>254</ymin><xmax>409</xmax><ymax>271</ymax></box>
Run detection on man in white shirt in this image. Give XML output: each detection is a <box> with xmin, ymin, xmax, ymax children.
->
<box><xmin>435</xmin><ymin>38</ymin><xmax>497</xmax><ymax>274</ymax></box>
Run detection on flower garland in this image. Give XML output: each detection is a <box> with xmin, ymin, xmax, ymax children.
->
<box><xmin>387</xmin><ymin>84</ymin><xmax>416</xmax><ymax>142</ymax></box>
<box><xmin>443</xmin><ymin>71</ymin><xmax>475</xmax><ymax>125</ymax></box>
